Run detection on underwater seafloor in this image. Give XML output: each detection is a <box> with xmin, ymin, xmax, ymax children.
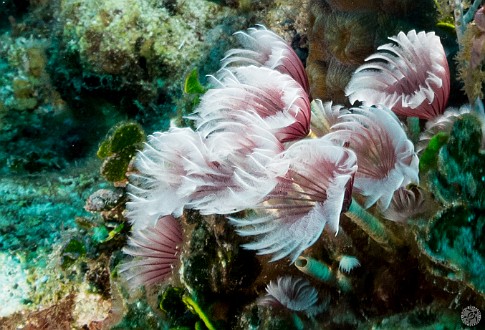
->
<box><xmin>0</xmin><ymin>0</ymin><xmax>484</xmax><ymax>329</ymax></box>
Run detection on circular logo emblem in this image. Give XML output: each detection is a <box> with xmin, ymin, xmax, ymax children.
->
<box><xmin>461</xmin><ymin>306</ymin><xmax>481</xmax><ymax>327</ymax></box>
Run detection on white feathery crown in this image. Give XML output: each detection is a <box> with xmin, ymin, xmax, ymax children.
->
<box><xmin>327</xmin><ymin>106</ymin><xmax>419</xmax><ymax>210</ymax></box>
<box><xmin>346</xmin><ymin>30</ymin><xmax>450</xmax><ymax>120</ymax></box>
<box><xmin>230</xmin><ymin>137</ymin><xmax>357</xmax><ymax>262</ymax></box>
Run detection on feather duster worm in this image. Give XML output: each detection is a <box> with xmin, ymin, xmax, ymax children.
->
<box><xmin>257</xmin><ymin>276</ymin><xmax>323</xmax><ymax>316</ymax></box>
<box><xmin>346</xmin><ymin>30</ymin><xmax>450</xmax><ymax>120</ymax></box>
<box><xmin>417</xmin><ymin>105</ymin><xmax>470</xmax><ymax>153</ymax></box>
<box><xmin>127</xmin><ymin>128</ymin><xmax>204</xmax><ymax>228</ymax></box>
<box><xmin>221</xmin><ymin>25</ymin><xmax>310</xmax><ymax>94</ymax></box>
<box><xmin>193</xmin><ymin>66</ymin><xmax>311</xmax><ymax>143</ymax></box>
<box><xmin>127</xmin><ymin>118</ymin><xmax>285</xmax><ymax>229</ymax></box>
<box><xmin>309</xmin><ymin>99</ymin><xmax>347</xmax><ymax>137</ymax></box>
<box><xmin>327</xmin><ymin>106</ymin><xmax>419</xmax><ymax>210</ymax></box>
<box><xmin>187</xmin><ymin>111</ymin><xmax>288</xmax><ymax>215</ymax></box>
<box><xmin>230</xmin><ymin>138</ymin><xmax>357</xmax><ymax>262</ymax></box>
<box><xmin>381</xmin><ymin>186</ymin><xmax>426</xmax><ymax>222</ymax></box>
<box><xmin>119</xmin><ymin>215</ymin><xmax>183</xmax><ymax>289</ymax></box>
<box><xmin>295</xmin><ymin>256</ymin><xmax>333</xmax><ymax>282</ymax></box>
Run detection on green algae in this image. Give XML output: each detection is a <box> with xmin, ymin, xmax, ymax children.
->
<box><xmin>97</xmin><ymin>121</ymin><xmax>145</xmax><ymax>158</ymax></box>
<box><xmin>159</xmin><ymin>286</ymin><xmax>198</xmax><ymax>327</ymax></box>
<box><xmin>61</xmin><ymin>238</ymin><xmax>87</xmax><ymax>269</ymax></box>
<box><xmin>97</xmin><ymin>121</ymin><xmax>145</xmax><ymax>182</ymax></box>
<box><xmin>184</xmin><ymin>68</ymin><xmax>207</xmax><ymax>95</ymax></box>
<box><xmin>419</xmin><ymin>131</ymin><xmax>449</xmax><ymax>173</ymax></box>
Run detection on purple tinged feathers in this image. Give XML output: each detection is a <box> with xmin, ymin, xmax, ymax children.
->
<box><xmin>258</xmin><ymin>276</ymin><xmax>324</xmax><ymax>316</ymax></box>
<box><xmin>327</xmin><ymin>106</ymin><xmax>419</xmax><ymax>210</ymax></box>
<box><xmin>346</xmin><ymin>30</ymin><xmax>450</xmax><ymax>120</ymax></box>
<box><xmin>127</xmin><ymin>118</ymin><xmax>286</xmax><ymax>229</ymax></box>
<box><xmin>194</xmin><ymin>66</ymin><xmax>311</xmax><ymax>143</ymax></box>
<box><xmin>221</xmin><ymin>25</ymin><xmax>310</xmax><ymax>94</ymax></box>
<box><xmin>230</xmin><ymin>138</ymin><xmax>357</xmax><ymax>262</ymax></box>
<box><xmin>119</xmin><ymin>215</ymin><xmax>183</xmax><ymax>289</ymax></box>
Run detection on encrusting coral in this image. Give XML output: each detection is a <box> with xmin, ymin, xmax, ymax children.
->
<box><xmin>455</xmin><ymin>3</ymin><xmax>485</xmax><ymax>103</ymax></box>
<box><xmin>322</xmin><ymin>11</ymin><xmax>377</xmax><ymax>66</ymax></box>
<box><xmin>324</xmin><ymin>0</ymin><xmax>380</xmax><ymax>12</ymax></box>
